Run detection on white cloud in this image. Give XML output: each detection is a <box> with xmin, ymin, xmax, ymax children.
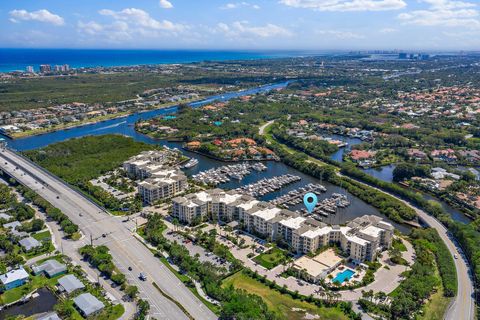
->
<box><xmin>78</xmin><ymin>21</ymin><xmax>104</xmax><ymax>35</ymax></box>
<box><xmin>77</xmin><ymin>20</ymin><xmax>131</xmax><ymax>41</ymax></box>
<box><xmin>398</xmin><ymin>0</ymin><xmax>479</xmax><ymax>28</ymax></box>
<box><xmin>279</xmin><ymin>0</ymin><xmax>406</xmax><ymax>12</ymax></box>
<box><xmin>379</xmin><ymin>27</ymin><xmax>397</xmax><ymax>33</ymax></box>
<box><xmin>159</xmin><ymin>0</ymin><xmax>174</xmax><ymax>9</ymax></box>
<box><xmin>221</xmin><ymin>2</ymin><xmax>261</xmax><ymax>10</ymax></box>
<box><xmin>216</xmin><ymin>21</ymin><xmax>292</xmax><ymax>38</ymax></box>
<box><xmin>98</xmin><ymin>8</ymin><xmax>185</xmax><ymax>31</ymax></box>
<box><xmin>316</xmin><ymin>29</ymin><xmax>365</xmax><ymax>39</ymax></box>
<box><xmin>9</xmin><ymin>9</ymin><xmax>64</xmax><ymax>26</ymax></box>
<box><xmin>77</xmin><ymin>8</ymin><xmax>189</xmax><ymax>44</ymax></box>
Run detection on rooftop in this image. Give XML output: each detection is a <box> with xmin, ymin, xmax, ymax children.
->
<box><xmin>32</xmin><ymin>259</ymin><xmax>67</xmax><ymax>277</ymax></box>
<box><xmin>293</xmin><ymin>256</ymin><xmax>330</xmax><ymax>278</ymax></box>
<box><xmin>36</xmin><ymin>312</ymin><xmax>61</xmax><ymax>320</ymax></box>
<box><xmin>19</xmin><ymin>236</ymin><xmax>41</xmax><ymax>250</ymax></box>
<box><xmin>360</xmin><ymin>225</ymin><xmax>384</xmax><ymax>238</ymax></box>
<box><xmin>74</xmin><ymin>293</ymin><xmax>105</xmax><ymax>316</ymax></box>
<box><xmin>280</xmin><ymin>216</ymin><xmax>306</xmax><ymax>230</ymax></box>
<box><xmin>0</xmin><ymin>267</ymin><xmax>29</xmax><ymax>285</ymax></box>
<box><xmin>312</xmin><ymin>248</ymin><xmax>343</xmax><ymax>268</ymax></box>
<box><xmin>252</xmin><ymin>207</ymin><xmax>282</xmax><ymax>221</ymax></box>
<box><xmin>58</xmin><ymin>274</ymin><xmax>85</xmax><ymax>294</ymax></box>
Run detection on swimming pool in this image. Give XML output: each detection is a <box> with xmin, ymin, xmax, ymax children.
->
<box><xmin>332</xmin><ymin>269</ymin><xmax>355</xmax><ymax>284</ymax></box>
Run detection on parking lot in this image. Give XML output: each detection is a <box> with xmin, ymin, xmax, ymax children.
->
<box><xmin>163</xmin><ymin>231</ymin><xmax>231</xmax><ymax>269</ymax></box>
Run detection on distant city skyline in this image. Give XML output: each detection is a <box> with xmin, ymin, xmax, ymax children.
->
<box><xmin>0</xmin><ymin>0</ymin><xmax>479</xmax><ymax>50</ymax></box>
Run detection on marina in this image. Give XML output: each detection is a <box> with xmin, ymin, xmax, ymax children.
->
<box><xmin>192</xmin><ymin>162</ymin><xmax>267</xmax><ymax>186</ymax></box>
<box><xmin>0</xmin><ymin>81</ymin><xmax>434</xmax><ymax>233</ymax></box>
<box><xmin>299</xmin><ymin>193</ymin><xmax>351</xmax><ymax>217</ymax></box>
<box><xmin>234</xmin><ymin>174</ymin><xmax>301</xmax><ymax>197</ymax></box>
<box><xmin>269</xmin><ymin>183</ymin><xmax>327</xmax><ymax>207</ymax></box>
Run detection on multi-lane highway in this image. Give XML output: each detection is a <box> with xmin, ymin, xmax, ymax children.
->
<box><xmin>0</xmin><ymin>147</ymin><xmax>217</xmax><ymax>320</ymax></box>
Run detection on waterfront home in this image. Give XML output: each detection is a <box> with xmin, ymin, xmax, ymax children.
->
<box><xmin>57</xmin><ymin>274</ymin><xmax>85</xmax><ymax>295</ymax></box>
<box><xmin>74</xmin><ymin>293</ymin><xmax>105</xmax><ymax>317</ymax></box>
<box><xmin>407</xmin><ymin>148</ymin><xmax>427</xmax><ymax>161</ymax></box>
<box><xmin>430</xmin><ymin>149</ymin><xmax>457</xmax><ymax>163</ymax></box>
<box><xmin>349</xmin><ymin>150</ymin><xmax>376</xmax><ymax>162</ymax></box>
<box><xmin>37</xmin><ymin>312</ymin><xmax>62</xmax><ymax>320</ymax></box>
<box><xmin>32</xmin><ymin>259</ymin><xmax>67</xmax><ymax>278</ymax></box>
<box><xmin>186</xmin><ymin>141</ymin><xmax>201</xmax><ymax>149</ymax></box>
<box><xmin>0</xmin><ymin>267</ymin><xmax>29</xmax><ymax>291</ymax></box>
<box><xmin>431</xmin><ymin>167</ymin><xmax>460</xmax><ymax>180</ymax></box>
<box><xmin>19</xmin><ymin>236</ymin><xmax>42</xmax><ymax>251</ymax></box>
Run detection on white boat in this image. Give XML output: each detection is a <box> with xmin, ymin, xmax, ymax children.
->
<box><xmin>183</xmin><ymin>158</ymin><xmax>199</xmax><ymax>169</ymax></box>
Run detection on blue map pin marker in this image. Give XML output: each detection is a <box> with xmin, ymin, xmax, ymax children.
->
<box><xmin>303</xmin><ymin>192</ymin><xmax>318</xmax><ymax>214</ymax></box>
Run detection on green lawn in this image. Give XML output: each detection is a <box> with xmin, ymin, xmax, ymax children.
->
<box><xmin>253</xmin><ymin>247</ymin><xmax>288</xmax><ymax>269</ymax></box>
<box><xmin>32</xmin><ymin>230</ymin><xmax>52</xmax><ymax>241</ymax></box>
<box><xmin>22</xmin><ymin>242</ymin><xmax>56</xmax><ymax>260</ymax></box>
<box><xmin>222</xmin><ymin>272</ymin><xmax>348</xmax><ymax>320</ymax></box>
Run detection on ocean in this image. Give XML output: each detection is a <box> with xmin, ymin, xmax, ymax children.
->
<box><xmin>0</xmin><ymin>48</ymin><xmax>310</xmax><ymax>72</ymax></box>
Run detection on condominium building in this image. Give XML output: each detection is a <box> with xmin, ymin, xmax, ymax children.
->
<box><xmin>123</xmin><ymin>150</ymin><xmax>178</xmax><ymax>180</ymax></box>
<box><xmin>293</xmin><ymin>215</ymin><xmax>394</xmax><ymax>263</ymax></box>
<box><xmin>138</xmin><ymin>169</ymin><xmax>187</xmax><ymax>205</ymax></box>
<box><xmin>39</xmin><ymin>64</ymin><xmax>51</xmax><ymax>73</ymax></box>
<box><xmin>124</xmin><ymin>149</ymin><xmax>188</xmax><ymax>204</ymax></box>
<box><xmin>172</xmin><ymin>189</ymin><xmax>394</xmax><ymax>263</ymax></box>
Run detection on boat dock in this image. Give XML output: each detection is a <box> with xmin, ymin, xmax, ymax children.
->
<box><xmin>234</xmin><ymin>174</ymin><xmax>301</xmax><ymax>197</ymax></box>
<box><xmin>298</xmin><ymin>193</ymin><xmax>351</xmax><ymax>217</ymax></box>
<box><xmin>269</xmin><ymin>183</ymin><xmax>326</xmax><ymax>207</ymax></box>
<box><xmin>192</xmin><ymin>162</ymin><xmax>266</xmax><ymax>185</ymax></box>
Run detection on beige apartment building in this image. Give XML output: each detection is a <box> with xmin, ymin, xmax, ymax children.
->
<box><xmin>124</xmin><ymin>150</ymin><xmax>188</xmax><ymax>204</ymax></box>
<box><xmin>172</xmin><ymin>190</ymin><xmax>394</xmax><ymax>263</ymax></box>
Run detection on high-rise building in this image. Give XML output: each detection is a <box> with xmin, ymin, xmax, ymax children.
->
<box><xmin>53</xmin><ymin>64</ymin><xmax>71</xmax><ymax>72</ymax></box>
<box><xmin>39</xmin><ymin>64</ymin><xmax>51</xmax><ymax>73</ymax></box>
<box><xmin>26</xmin><ymin>66</ymin><xmax>34</xmax><ymax>73</ymax></box>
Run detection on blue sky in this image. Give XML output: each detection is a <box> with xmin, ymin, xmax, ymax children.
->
<box><xmin>0</xmin><ymin>0</ymin><xmax>479</xmax><ymax>50</ymax></box>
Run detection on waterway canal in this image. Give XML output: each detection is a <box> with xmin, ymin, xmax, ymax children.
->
<box><xmin>0</xmin><ymin>82</ymin><xmax>467</xmax><ymax>229</ymax></box>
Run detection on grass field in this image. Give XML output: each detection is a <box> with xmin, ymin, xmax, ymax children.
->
<box><xmin>222</xmin><ymin>272</ymin><xmax>348</xmax><ymax>320</ymax></box>
<box><xmin>253</xmin><ymin>247</ymin><xmax>288</xmax><ymax>269</ymax></box>
<box><xmin>32</xmin><ymin>230</ymin><xmax>52</xmax><ymax>241</ymax></box>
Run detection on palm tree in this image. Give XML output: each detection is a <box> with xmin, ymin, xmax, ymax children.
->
<box><xmin>333</xmin><ymin>292</ymin><xmax>341</xmax><ymax>303</ymax></box>
<box><xmin>172</xmin><ymin>218</ymin><xmax>179</xmax><ymax>232</ymax></box>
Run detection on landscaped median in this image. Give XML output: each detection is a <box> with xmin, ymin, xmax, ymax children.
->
<box><xmin>252</xmin><ymin>247</ymin><xmax>289</xmax><ymax>270</ymax></box>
